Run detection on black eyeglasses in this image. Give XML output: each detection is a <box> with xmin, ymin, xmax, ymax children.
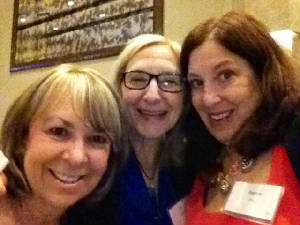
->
<box><xmin>122</xmin><ymin>71</ymin><xmax>184</xmax><ymax>93</ymax></box>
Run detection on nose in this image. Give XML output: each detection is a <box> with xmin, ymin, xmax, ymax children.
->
<box><xmin>62</xmin><ymin>139</ymin><xmax>88</xmax><ymax>166</ymax></box>
<box><xmin>143</xmin><ymin>78</ymin><xmax>161</xmax><ymax>103</ymax></box>
<box><xmin>201</xmin><ymin>86</ymin><xmax>221</xmax><ymax>107</ymax></box>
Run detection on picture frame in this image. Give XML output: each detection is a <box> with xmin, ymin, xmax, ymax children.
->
<box><xmin>10</xmin><ymin>0</ymin><xmax>163</xmax><ymax>72</ymax></box>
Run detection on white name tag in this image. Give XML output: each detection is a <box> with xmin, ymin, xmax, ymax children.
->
<box><xmin>0</xmin><ymin>150</ymin><xmax>9</xmax><ymax>172</ymax></box>
<box><xmin>224</xmin><ymin>181</ymin><xmax>284</xmax><ymax>224</ymax></box>
<box><xmin>168</xmin><ymin>196</ymin><xmax>188</xmax><ymax>225</ymax></box>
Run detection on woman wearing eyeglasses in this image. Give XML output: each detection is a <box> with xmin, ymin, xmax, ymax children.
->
<box><xmin>110</xmin><ymin>34</ymin><xmax>192</xmax><ymax>225</ymax></box>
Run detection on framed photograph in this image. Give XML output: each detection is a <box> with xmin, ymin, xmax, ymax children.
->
<box><xmin>10</xmin><ymin>0</ymin><xmax>163</xmax><ymax>72</ymax></box>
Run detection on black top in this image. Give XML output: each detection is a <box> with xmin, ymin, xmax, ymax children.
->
<box><xmin>284</xmin><ymin>114</ymin><xmax>300</xmax><ymax>182</ymax></box>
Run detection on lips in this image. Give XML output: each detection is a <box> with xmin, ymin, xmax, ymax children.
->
<box><xmin>209</xmin><ymin>110</ymin><xmax>232</xmax><ymax>121</ymax></box>
<box><xmin>50</xmin><ymin>169</ymin><xmax>83</xmax><ymax>184</ymax></box>
<box><xmin>138</xmin><ymin>109</ymin><xmax>167</xmax><ymax>118</ymax></box>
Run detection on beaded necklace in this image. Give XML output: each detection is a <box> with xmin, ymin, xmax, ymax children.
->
<box><xmin>211</xmin><ymin>155</ymin><xmax>255</xmax><ymax>194</ymax></box>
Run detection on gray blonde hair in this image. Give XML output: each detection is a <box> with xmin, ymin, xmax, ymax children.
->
<box><xmin>1</xmin><ymin>64</ymin><xmax>124</xmax><ymax>203</ymax></box>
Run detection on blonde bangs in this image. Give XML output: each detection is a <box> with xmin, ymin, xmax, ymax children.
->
<box><xmin>69</xmin><ymin>69</ymin><xmax>122</xmax><ymax>145</ymax></box>
<box><xmin>27</xmin><ymin>65</ymin><xmax>121</xmax><ymax>150</ymax></box>
<box><xmin>36</xmin><ymin>68</ymin><xmax>121</xmax><ymax>145</ymax></box>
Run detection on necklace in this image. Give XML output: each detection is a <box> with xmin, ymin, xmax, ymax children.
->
<box><xmin>136</xmin><ymin>158</ymin><xmax>157</xmax><ymax>181</ymax></box>
<box><xmin>212</xmin><ymin>156</ymin><xmax>255</xmax><ymax>194</ymax></box>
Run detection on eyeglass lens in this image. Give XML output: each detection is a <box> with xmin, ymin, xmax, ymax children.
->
<box><xmin>124</xmin><ymin>71</ymin><xmax>183</xmax><ymax>92</ymax></box>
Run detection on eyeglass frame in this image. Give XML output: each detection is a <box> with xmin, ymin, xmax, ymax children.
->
<box><xmin>121</xmin><ymin>70</ymin><xmax>185</xmax><ymax>93</ymax></box>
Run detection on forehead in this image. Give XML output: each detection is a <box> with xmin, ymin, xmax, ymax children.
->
<box><xmin>33</xmin><ymin>94</ymin><xmax>74</xmax><ymax>120</ymax></box>
<box><xmin>32</xmin><ymin>95</ymin><xmax>97</xmax><ymax>131</ymax></box>
<box><xmin>188</xmin><ymin>40</ymin><xmax>250</xmax><ymax>73</ymax></box>
<box><xmin>126</xmin><ymin>44</ymin><xmax>179</xmax><ymax>73</ymax></box>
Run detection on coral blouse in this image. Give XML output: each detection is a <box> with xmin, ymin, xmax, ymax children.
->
<box><xmin>185</xmin><ymin>146</ymin><xmax>300</xmax><ymax>225</ymax></box>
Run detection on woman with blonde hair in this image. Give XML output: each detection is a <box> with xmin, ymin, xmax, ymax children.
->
<box><xmin>0</xmin><ymin>64</ymin><xmax>125</xmax><ymax>225</ymax></box>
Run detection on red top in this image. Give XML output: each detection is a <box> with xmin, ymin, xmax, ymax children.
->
<box><xmin>185</xmin><ymin>146</ymin><xmax>300</xmax><ymax>225</ymax></box>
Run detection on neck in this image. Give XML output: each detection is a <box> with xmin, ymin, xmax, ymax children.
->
<box><xmin>130</xmin><ymin>133</ymin><xmax>162</xmax><ymax>187</ymax></box>
<box><xmin>131</xmin><ymin>134</ymin><xmax>161</xmax><ymax>167</ymax></box>
<box><xmin>221</xmin><ymin>146</ymin><xmax>240</xmax><ymax>167</ymax></box>
<box><xmin>11</xmin><ymin>195</ymin><xmax>65</xmax><ymax>225</ymax></box>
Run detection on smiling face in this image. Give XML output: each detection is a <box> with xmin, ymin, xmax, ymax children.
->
<box><xmin>187</xmin><ymin>40</ymin><xmax>262</xmax><ymax>145</ymax></box>
<box><xmin>121</xmin><ymin>44</ymin><xmax>183</xmax><ymax>140</ymax></box>
<box><xmin>24</xmin><ymin>95</ymin><xmax>111</xmax><ymax>209</ymax></box>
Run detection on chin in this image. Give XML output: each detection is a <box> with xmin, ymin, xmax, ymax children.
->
<box><xmin>141</xmin><ymin>132</ymin><xmax>165</xmax><ymax>140</ymax></box>
<box><xmin>138</xmin><ymin>129</ymin><xmax>165</xmax><ymax>140</ymax></box>
<box><xmin>40</xmin><ymin>192</ymin><xmax>85</xmax><ymax>210</ymax></box>
<box><xmin>136</xmin><ymin>125</ymin><xmax>169</xmax><ymax>140</ymax></box>
<box><xmin>51</xmin><ymin>197</ymin><xmax>80</xmax><ymax>209</ymax></box>
<box><xmin>214</xmin><ymin>133</ymin><xmax>234</xmax><ymax>145</ymax></box>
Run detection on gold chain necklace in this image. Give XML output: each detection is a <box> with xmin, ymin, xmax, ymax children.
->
<box><xmin>211</xmin><ymin>156</ymin><xmax>255</xmax><ymax>194</ymax></box>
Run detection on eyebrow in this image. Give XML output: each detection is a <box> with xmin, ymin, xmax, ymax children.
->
<box><xmin>128</xmin><ymin>70</ymin><xmax>181</xmax><ymax>76</ymax></box>
<box><xmin>213</xmin><ymin>59</ymin><xmax>234</xmax><ymax>70</ymax></box>
<box><xmin>44</xmin><ymin>116</ymin><xmax>74</xmax><ymax>128</ymax></box>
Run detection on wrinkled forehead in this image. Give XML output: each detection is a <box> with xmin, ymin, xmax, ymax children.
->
<box><xmin>137</xmin><ymin>44</ymin><xmax>179</xmax><ymax>61</ymax></box>
<box><xmin>127</xmin><ymin>44</ymin><xmax>180</xmax><ymax>74</ymax></box>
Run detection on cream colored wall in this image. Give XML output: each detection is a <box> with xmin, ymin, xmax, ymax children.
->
<box><xmin>244</xmin><ymin>0</ymin><xmax>300</xmax><ymax>32</ymax></box>
<box><xmin>165</xmin><ymin>0</ymin><xmax>232</xmax><ymax>44</ymax></box>
<box><xmin>0</xmin><ymin>0</ymin><xmax>118</xmax><ymax>127</ymax></box>
<box><xmin>0</xmin><ymin>0</ymin><xmax>299</xmax><ymax>129</ymax></box>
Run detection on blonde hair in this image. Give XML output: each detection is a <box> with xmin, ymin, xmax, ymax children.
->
<box><xmin>1</xmin><ymin>64</ymin><xmax>123</xmax><ymax>202</ymax></box>
<box><xmin>112</xmin><ymin>34</ymin><xmax>181</xmax><ymax>92</ymax></box>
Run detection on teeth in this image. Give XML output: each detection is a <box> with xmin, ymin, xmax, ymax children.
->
<box><xmin>51</xmin><ymin>170</ymin><xmax>81</xmax><ymax>184</ymax></box>
<box><xmin>210</xmin><ymin>111</ymin><xmax>231</xmax><ymax>121</ymax></box>
<box><xmin>140</xmin><ymin>109</ymin><xmax>165</xmax><ymax>116</ymax></box>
